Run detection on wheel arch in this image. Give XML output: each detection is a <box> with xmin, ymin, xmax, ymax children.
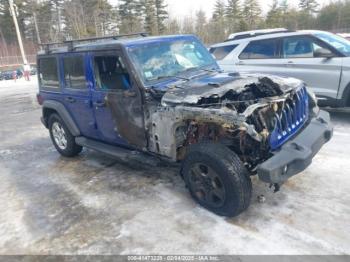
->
<box><xmin>42</xmin><ymin>100</ymin><xmax>80</xmax><ymax>136</ymax></box>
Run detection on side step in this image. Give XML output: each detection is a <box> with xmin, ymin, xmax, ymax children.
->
<box><xmin>75</xmin><ymin>137</ymin><xmax>162</xmax><ymax>167</ymax></box>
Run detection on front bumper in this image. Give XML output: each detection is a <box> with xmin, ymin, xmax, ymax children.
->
<box><xmin>257</xmin><ymin>110</ymin><xmax>333</xmax><ymax>184</ymax></box>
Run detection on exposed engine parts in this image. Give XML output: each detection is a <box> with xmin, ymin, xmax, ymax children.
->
<box><xmin>145</xmin><ymin>74</ymin><xmax>308</xmax><ymax>170</ymax></box>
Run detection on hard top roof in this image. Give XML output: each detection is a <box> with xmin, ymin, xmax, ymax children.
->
<box><xmin>37</xmin><ymin>34</ymin><xmax>197</xmax><ymax>55</ymax></box>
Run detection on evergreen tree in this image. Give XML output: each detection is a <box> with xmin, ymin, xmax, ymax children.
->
<box><xmin>299</xmin><ymin>0</ymin><xmax>319</xmax><ymax>14</ymax></box>
<box><xmin>315</xmin><ymin>1</ymin><xmax>350</xmax><ymax>31</ymax></box>
<box><xmin>143</xmin><ymin>0</ymin><xmax>157</xmax><ymax>35</ymax></box>
<box><xmin>4</xmin><ymin>0</ymin><xmax>350</xmax><ymax>53</ymax></box>
<box><xmin>266</xmin><ymin>0</ymin><xmax>283</xmax><ymax>28</ymax></box>
<box><xmin>195</xmin><ymin>10</ymin><xmax>208</xmax><ymax>43</ymax></box>
<box><xmin>242</xmin><ymin>0</ymin><xmax>261</xmax><ymax>29</ymax></box>
<box><xmin>316</xmin><ymin>2</ymin><xmax>340</xmax><ymax>30</ymax></box>
<box><xmin>213</xmin><ymin>0</ymin><xmax>226</xmax><ymax>22</ymax></box>
<box><xmin>155</xmin><ymin>0</ymin><xmax>168</xmax><ymax>34</ymax></box>
<box><xmin>118</xmin><ymin>0</ymin><xmax>143</xmax><ymax>34</ymax></box>
<box><xmin>211</xmin><ymin>0</ymin><xmax>226</xmax><ymax>41</ymax></box>
<box><xmin>21</xmin><ymin>0</ymin><xmax>52</xmax><ymax>43</ymax></box>
<box><xmin>226</xmin><ymin>0</ymin><xmax>242</xmax><ymax>33</ymax></box>
<box><xmin>298</xmin><ymin>0</ymin><xmax>318</xmax><ymax>29</ymax></box>
<box><xmin>0</xmin><ymin>0</ymin><xmax>17</xmax><ymax>43</ymax></box>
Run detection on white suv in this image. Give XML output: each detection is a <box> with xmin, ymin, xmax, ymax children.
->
<box><xmin>210</xmin><ymin>29</ymin><xmax>350</xmax><ymax>107</ymax></box>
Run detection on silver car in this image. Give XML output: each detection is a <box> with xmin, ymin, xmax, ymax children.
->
<box><xmin>210</xmin><ymin>29</ymin><xmax>350</xmax><ymax>107</ymax></box>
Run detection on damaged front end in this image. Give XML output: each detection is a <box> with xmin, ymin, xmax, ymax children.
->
<box><xmin>145</xmin><ymin>73</ymin><xmax>315</xmax><ymax>172</ymax></box>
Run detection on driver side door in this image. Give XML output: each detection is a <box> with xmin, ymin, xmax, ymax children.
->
<box><xmin>279</xmin><ymin>35</ymin><xmax>342</xmax><ymax>99</ymax></box>
<box><xmin>91</xmin><ymin>51</ymin><xmax>146</xmax><ymax>148</ymax></box>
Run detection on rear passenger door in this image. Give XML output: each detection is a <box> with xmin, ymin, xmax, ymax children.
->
<box><xmin>279</xmin><ymin>35</ymin><xmax>342</xmax><ymax>99</ymax></box>
<box><xmin>60</xmin><ymin>54</ymin><xmax>98</xmax><ymax>139</ymax></box>
<box><xmin>235</xmin><ymin>38</ymin><xmax>285</xmax><ymax>76</ymax></box>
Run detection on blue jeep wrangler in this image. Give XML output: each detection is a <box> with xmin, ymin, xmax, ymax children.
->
<box><xmin>37</xmin><ymin>33</ymin><xmax>333</xmax><ymax>217</ymax></box>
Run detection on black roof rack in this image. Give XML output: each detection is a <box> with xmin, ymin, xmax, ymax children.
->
<box><xmin>225</xmin><ymin>30</ymin><xmax>294</xmax><ymax>42</ymax></box>
<box><xmin>40</xmin><ymin>32</ymin><xmax>148</xmax><ymax>54</ymax></box>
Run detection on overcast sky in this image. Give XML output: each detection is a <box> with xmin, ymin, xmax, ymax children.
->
<box><xmin>109</xmin><ymin>0</ymin><xmax>332</xmax><ymax>19</ymax></box>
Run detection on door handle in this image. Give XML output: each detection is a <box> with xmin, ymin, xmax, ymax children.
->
<box><xmin>286</xmin><ymin>61</ymin><xmax>294</xmax><ymax>67</ymax></box>
<box><xmin>123</xmin><ymin>90</ymin><xmax>137</xmax><ymax>98</ymax></box>
<box><xmin>237</xmin><ymin>61</ymin><xmax>245</xmax><ymax>65</ymax></box>
<box><xmin>65</xmin><ymin>97</ymin><xmax>76</xmax><ymax>103</ymax></box>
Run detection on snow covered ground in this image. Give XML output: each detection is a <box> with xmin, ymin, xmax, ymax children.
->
<box><xmin>0</xmin><ymin>78</ymin><xmax>349</xmax><ymax>255</ymax></box>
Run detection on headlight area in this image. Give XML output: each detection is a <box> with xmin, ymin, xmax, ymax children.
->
<box><xmin>306</xmin><ymin>87</ymin><xmax>320</xmax><ymax>116</ymax></box>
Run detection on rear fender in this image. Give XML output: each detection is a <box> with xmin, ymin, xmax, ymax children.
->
<box><xmin>42</xmin><ymin>100</ymin><xmax>80</xmax><ymax>136</ymax></box>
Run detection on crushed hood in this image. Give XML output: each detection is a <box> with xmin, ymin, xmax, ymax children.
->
<box><xmin>161</xmin><ymin>72</ymin><xmax>304</xmax><ymax>106</ymax></box>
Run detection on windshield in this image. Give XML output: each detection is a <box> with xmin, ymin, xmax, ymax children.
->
<box><xmin>315</xmin><ymin>32</ymin><xmax>350</xmax><ymax>56</ymax></box>
<box><xmin>127</xmin><ymin>38</ymin><xmax>217</xmax><ymax>84</ymax></box>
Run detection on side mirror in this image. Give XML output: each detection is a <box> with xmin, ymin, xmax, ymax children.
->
<box><xmin>314</xmin><ymin>48</ymin><xmax>334</xmax><ymax>58</ymax></box>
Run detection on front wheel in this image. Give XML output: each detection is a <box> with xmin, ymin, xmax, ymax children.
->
<box><xmin>48</xmin><ymin>113</ymin><xmax>82</xmax><ymax>157</ymax></box>
<box><xmin>182</xmin><ymin>143</ymin><xmax>252</xmax><ymax>217</ymax></box>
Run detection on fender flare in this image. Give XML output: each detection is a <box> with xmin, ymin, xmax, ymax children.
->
<box><xmin>42</xmin><ymin>100</ymin><xmax>80</xmax><ymax>136</ymax></box>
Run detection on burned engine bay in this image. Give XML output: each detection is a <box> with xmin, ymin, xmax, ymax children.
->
<box><xmin>145</xmin><ymin>73</ymin><xmax>309</xmax><ymax>169</ymax></box>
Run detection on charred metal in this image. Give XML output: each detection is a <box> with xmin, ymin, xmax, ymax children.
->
<box><xmin>140</xmin><ymin>74</ymin><xmax>306</xmax><ymax>170</ymax></box>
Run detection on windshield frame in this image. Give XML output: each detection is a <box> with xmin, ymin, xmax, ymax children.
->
<box><xmin>126</xmin><ymin>36</ymin><xmax>218</xmax><ymax>87</ymax></box>
<box><xmin>315</xmin><ymin>32</ymin><xmax>350</xmax><ymax>57</ymax></box>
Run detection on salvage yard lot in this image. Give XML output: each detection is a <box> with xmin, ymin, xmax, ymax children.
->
<box><xmin>0</xmin><ymin>79</ymin><xmax>349</xmax><ymax>255</ymax></box>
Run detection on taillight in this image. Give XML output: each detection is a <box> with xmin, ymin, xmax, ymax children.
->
<box><xmin>36</xmin><ymin>93</ymin><xmax>44</xmax><ymax>105</ymax></box>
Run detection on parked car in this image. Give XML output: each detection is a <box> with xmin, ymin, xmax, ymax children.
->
<box><xmin>37</xmin><ymin>33</ymin><xmax>332</xmax><ymax>217</ymax></box>
<box><xmin>210</xmin><ymin>29</ymin><xmax>350</xmax><ymax>107</ymax></box>
<box><xmin>338</xmin><ymin>33</ymin><xmax>350</xmax><ymax>41</ymax></box>
<box><xmin>0</xmin><ymin>70</ymin><xmax>15</xmax><ymax>80</ymax></box>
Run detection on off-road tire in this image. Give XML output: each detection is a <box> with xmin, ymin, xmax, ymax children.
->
<box><xmin>182</xmin><ymin>143</ymin><xmax>252</xmax><ymax>217</ymax></box>
<box><xmin>48</xmin><ymin>113</ymin><xmax>82</xmax><ymax>157</ymax></box>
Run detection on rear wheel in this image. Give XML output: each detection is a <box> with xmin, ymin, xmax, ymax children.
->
<box><xmin>182</xmin><ymin>143</ymin><xmax>252</xmax><ymax>217</ymax></box>
<box><xmin>48</xmin><ymin>114</ymin><xmax>82</xmax><ymax>157</ymax></box>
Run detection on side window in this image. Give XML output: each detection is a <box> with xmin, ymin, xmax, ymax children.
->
<box><xmin>93</xmin><ymin>55</ymin><xmax>130</xmax><ymax>90</ymax></box>
<box><xmin>63</xmin><ymin>56</ymin><xmax>86</xmax><ymax>89</ymax></box>
<box><xmin>209</xmin><ymin>45</ymin><xmax>237</xmax><ymax>60</ymax></box>
<box><xmin>239</xmin><ymin>39</ymin><xmax>279</xmax><ymax>59</ymax></box>
<box><xmin>281</xmin><ymin>36</ymin><xmax>333</xmax><ymax>58</ymax></box>
<box><xmin>39</xmin><ymin>57</ymin><xmax>59</xmax><ymax>88</ymax></box>
<box><xmin>283</xmin><ymin>37</ymin><xmax>313</xmax><ymax>58</ymax></box>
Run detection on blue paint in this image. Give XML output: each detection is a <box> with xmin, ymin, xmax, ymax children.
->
<box><xmin>124</xmin><ymin>35</ymin><xmax>198</xmax><ymax>48</ymax></box>
<box><xmin>39</xmin><ymin>52</ymin><xmax>130</xmax><ymax>146</ymax></box>
<box><xmin>88</xmin><ymin>52</ymin><xmax>130</xmax><ymax>146</ymax></box>
<box><xmin>269</xmin><ymin>86</ymin><xmax>309</xmax><ymax>150</ymax></box>
<box><xmin>59</xmin><ymin>53</ymin><xmax>99</xmax><ymax>139</ymax></box>
<box><xmin>39</xmin><ymin>34</ymin><xmax>308</xmax><ymax>152</ymax></box>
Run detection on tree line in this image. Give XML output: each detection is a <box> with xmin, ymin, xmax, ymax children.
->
<box><xmin>179</xmin><ymin>0</ymin><xmax>350</xmax><ymax>44</ymax></box>
<box><xmin>1</xmin><ymin>0</ymin><xmax>350</xmax><ymax>57</ymax></box>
